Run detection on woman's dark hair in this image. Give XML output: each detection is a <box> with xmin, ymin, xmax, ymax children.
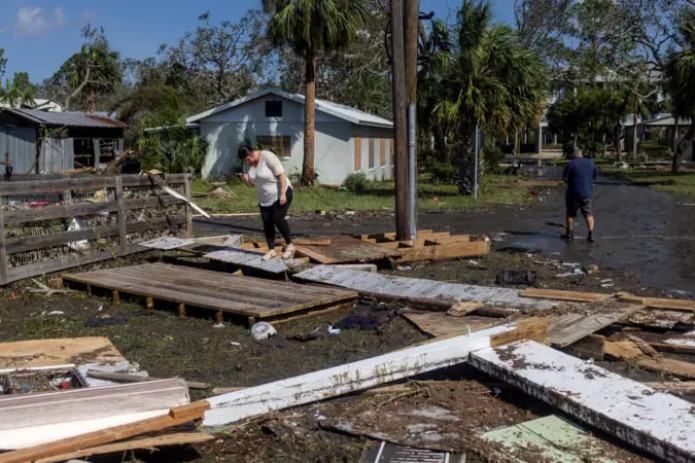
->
<box><xmin>238</xmin><ymin>142</ymin><xmax>254</xmax><ymax>159</ymax></box>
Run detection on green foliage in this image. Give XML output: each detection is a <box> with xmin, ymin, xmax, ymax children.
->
<box><xmin>640</xmin><ymin>141</ymin><xmax>672</xmax><ymax>159</ymax></box>
<box><xmin>136</xmin><ymin>126</ymin><xmax>207</xmax><ymax>174</ymax></box>
<box><xmin>342</xmin><ymin>172</ymin><xmax>369</xmax><ymax>192</ymax></box>
<box><xmin>548</xmin><ymin>86</ymin><xmax>629</xmax><ymax>157</ymax></box>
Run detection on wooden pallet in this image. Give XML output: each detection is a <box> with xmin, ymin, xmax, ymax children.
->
<box><xmin>63</xmin><ymin>263</ymin><xmax>358</xmax><ymax>325</ymax></box>
<box><xmin>358</xmin><ymin>230</ymin><xmax>490</xmax><ymax>263</ymax></box>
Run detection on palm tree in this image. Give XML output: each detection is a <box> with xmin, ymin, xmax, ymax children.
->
<box><xmin>665</xmin><ymin>12</ymin><xmax>695</xmax><ymax>174</ymax></box>
<box><xmin>435</xmin><ymin>0</ymin><xmax>547</xmax><ymax>193</ymax></box>
<box><xmin>262</xmin><ymin>0</ymin><xmax>368</xmax><ymax>185</ymax></box>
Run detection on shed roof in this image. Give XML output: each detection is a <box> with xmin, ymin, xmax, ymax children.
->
<box><xmin>187</xmin><ymin>88</ymin><xmax>393</xmax><ymax>129</ymax></box>
<box><xmin>3</xmin><ymin>108</ymin><xmax>125</xmax><ymax>128</ymax></box>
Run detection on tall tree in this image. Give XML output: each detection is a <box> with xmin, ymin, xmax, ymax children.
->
<box><xmin>435</xmin><ymin>0</ymin><xmax>547</xmax><ymax>193</ymax></box>
<box><xmin>4</xmin><ymin>72</ymin><xmax>36</xmax><ymax>107</ymax></box>
<box><xmin>51</xmin><ymin>25</ymin><xmax>121</xmax><ymax>111</ymax></box>
<box><xmin>262</xmin><ymin>0</ymin><xmax>368</xmax><ymax>185</ymax></box>
<box><xmin>665</xmin><ymin>9</ymin><xmax>695</xmax><ymax>173</ymax></box>
<box><xmin>159</xmin><ymin>10</ymin><xmax>271</xmax><ymax>108</ymax></box>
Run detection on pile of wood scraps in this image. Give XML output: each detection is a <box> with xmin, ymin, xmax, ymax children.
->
<box><xmin>357</xmin><ymin>229</ymin><xmax>490</xmax><ymax>263</ymax></box>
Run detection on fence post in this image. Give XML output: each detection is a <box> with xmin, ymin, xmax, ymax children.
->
<box><xmin>114</xmin><ymin>176</ymin><xmax>128</xmax><ymax>255</ymax></box>
<box><xmin>0</xmin><ymin>205</ymin><xmax>7</xmax><ymax>285</ymax></box>
<box><xmin>183</xmin><ymin>174</ymin><xmax>193</xmax><ymax>239</ymax></box>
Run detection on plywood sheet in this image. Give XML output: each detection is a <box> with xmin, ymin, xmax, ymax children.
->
<box><xmin>403</xmin><ymin>312</ymin><xmax>505</xmax><ymax>338</ymax></box>
<box><xmin>204</xmin><ymin>249</ymin><xmax>304</xmax><ymax>275</ymax></box>
<box><xmin>295</xmin><ymin>236</ymin><xmax>400</xmax><ymax>264</ymax></box>
<box><xmin>0</xmin><ymin>337</ymin><xmax>124</xmax><ymax>369</ymax></box>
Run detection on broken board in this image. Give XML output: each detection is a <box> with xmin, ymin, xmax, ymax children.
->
<box><xmin>469</xmin><ymin>340</ymin><xmax>695</xmax><ymax>463</ymax></box>
<box><xmin>204</xmin><ymin>249</ymin><xmax>306</xmax><ymax>275</ymax></box>
<box><xmin>604</xmin><ymin>340</ymin><xmax>695</xmax><ymax>379</ymax></box>
<box><xmin>0</xmin><ymin>337</ymin><xmax>124</xmax><ymax>370</ymax></box>
<box><xmin>547</xmin><ymin>303</ymin><xmax>645</xmax><ymax>348</ymax></box>
<box><xmin>520</xmin><ymin>288</ymin><xmax>609</xmax><ymax>303</ymax></box>
<box><xmin>296</xmin><ymin>266</ymin><xmax>559</xmax><ymax>311</ymax></box>
<box><xmin>63</xmin><ymin>263</ymin><xmax>357</xmax><ymax>323</ymax></box>
<box><xmin>618</xmin><ymin>294</ymin><xmax>695</xmax><ymax>311</ymax></box>
<box><xmin>295</xmin><ymin>236</ymin><xmax>400</xmax><ymax>264</ymax></box>
<box><xmin>203</xmin><ymin>320</ymin><xmax>547</xmax><ymax>426</ymax></box>
<box><xmin>403</xmin><ymin>312</ymin><xmax>509</xmax><ymax>338</ymax></box>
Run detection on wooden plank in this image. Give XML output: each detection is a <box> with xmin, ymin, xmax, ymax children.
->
<box><xmin>114</xmin><ymin>176</ymin><xmax>128</xmax><ymax>255</ymax></box>
<box><xmin>627</xmin><ymin>309</ymin><xmax>693</xmax><ymax>330</ymax></box>
<box><xmin>3</xmin><ymin>195</ymin><xmax>183</xmax><ymax>225</ymax></box>
<box><xmin>35</xmin><ymin>432</ymin><xmax>214</xmax><ymax>463</ymax></box>
<box><xmin>565</xmin><ymin>334</ymin><xmax>605</xmax><ymax>360</ymax></box>
<box><xmin>469</xmin><ymin>340</ymin><xmax>695</xmax><ymax>463</ymax></box>
<box><xmin>295</xmin><ymin>236</ymin><xmax>400</xmax><ymax>264</ymax></box>
<box><xmin>392</xmin><ymin>240</ymin><xmax>489</xmax><ymax>263</ymax></box>
<box><xmin>547</xmin><ymin>304</ymin><xmax>644</xmax><ymax>347</ymax></box>
<box><xmin>204</xmin><ymin>249</ymin><xmax>304</xmax><ymax>275</ymax></box>
<box><xmin>183</xmin><ymin>173</ymin><xmax>193</xmax><ymax>238</ymax></box>
<box><xmin>0</xmin><ymin>174</ymin><xmax>187</xmax><ymax>196</ymax></box>
<box><xmin>5</xmin><ymin>243</ymin><xmax>143</xmax><ymax>284</ymax></box>
<box><xmin>204</xmin><ymin>322</ymin><xmax>539</xmax><ymax>426</ymax></box>
<box><xmin>0</xmin><ymin>337</ymin><xmax>124</xmax><ymax>369</ymax></box>
<box><xmin>521</xmin><ymin>288</ymin><xmax>609</xmax><ymax>303</ymax></box>
<box><xmin>5</xmin><ymin>215</ymin><xmax>185</xmax><ymax>254</ymax></box>
<box><xmin>605</xmin><ymin>340</ymin><xmax>695</xmax><ymax>379</ymax></box>
<box><xmin>618</xmin><ymin>294</ymin><xmax>695</xmax><ymax>312</ymax></box>
<box><xmin>296</xmin><ymin>266</ymin><xmax>559</xmax><ymax>311</ymax></box>
<box><xmin>645</xmin><ymin>382</ymin><xmax>695</xmax><ymax>394</ymax></box>
<box><xmin>650</xmin><ymin>341</ymin><xmax>695</xmax><ymax>355</ymax></box>
<box><xmin>403</xmin><ymin>312</ymin><xmax>507</xmax><ymax>338</ymax></box>
<box><xmin>0</xmin><ymin>378</ymin><xmax>189</xmax><ymax>431</ymax></box>
<box><xmin>0</xmin><ymin>401</ymin><xmax>210</xmax><ymax>463</ymax></box>
<box><xmin>139</xmin><ymin>237</ymin><xmax>197</xmax><ymax>250</ymax></box>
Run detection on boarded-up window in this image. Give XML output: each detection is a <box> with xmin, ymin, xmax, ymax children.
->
<box><xmin>256</xmin><ymin>135</ymin><xmax>291</xmax><ymax>157</ymax></box>
<box><xmin>354</xmin><ymin>136</ymin><xmax>362</xmax><ymax>170</ymax></box>
<box><xmin>368</xmin><ymin>138</ymin><xmax>375</xmax><ymax>168</ymax></box>
<box><xmin>265</xmin><ymin>101</ymin><xmax>283</xmax><ymax>117</ymax></box>
<box><xmin>380</xmin><ymin>138</ymin><xmax>386</xmax><ymax>166</ymax></box>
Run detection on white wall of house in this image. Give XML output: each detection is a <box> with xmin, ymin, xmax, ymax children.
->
<box><xmin>351</xmin><ymin>125</ymin><xmax>394</xmax><ymax>181</ymax></box>
<box><xmin>199</xmin><ymin>93</ymin><xmax>392</xmax><ymax>185</ymax></box>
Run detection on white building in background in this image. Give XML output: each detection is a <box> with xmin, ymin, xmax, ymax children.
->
<box><xmin>186</xmin><ymin>88</ymin><xmax>394</xmax><ymax>186</ymax></box>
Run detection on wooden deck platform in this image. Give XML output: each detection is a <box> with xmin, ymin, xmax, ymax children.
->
<box><xmin>63</xmin><ymin>263</ymin><xmax>358</xmax><ymax>324</ymax></box>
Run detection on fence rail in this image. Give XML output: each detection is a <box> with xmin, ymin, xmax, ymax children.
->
<box><xmin>0</xmin><ymin>173</ymin><xmax>192</xmax><ymax>285</ymax></box>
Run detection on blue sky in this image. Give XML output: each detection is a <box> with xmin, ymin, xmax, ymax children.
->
<box><xmin>0</xmin><ymin>0</ymin><xmax>516</xmax><ymax>83</ymax></box>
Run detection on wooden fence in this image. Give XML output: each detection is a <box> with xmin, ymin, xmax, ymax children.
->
<box><xmin>0</xmin><ymin>173</ymin><xmax>192</xmax><ymax>285</ymax></box>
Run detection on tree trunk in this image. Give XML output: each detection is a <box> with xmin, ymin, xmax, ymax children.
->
<box><xmin>615</xmin><ymin>125</ymin><xmax>623</xmax><ymax>161</ymax></box>
<box><xmin>672</xmin><ymin>123</ymin><xmax>694</xmax><ymax>174</ymax></box>
<box><xmin>632</xmin><ymin>100</ymin><xmax>640</xmax><ymax>160</ymax></box>
<box><xmin>302</xmin><ymin>52</ymin><xmax>317</xmax><ymax>186</ymax></box>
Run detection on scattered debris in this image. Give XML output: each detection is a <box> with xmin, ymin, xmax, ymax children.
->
<box><xmin>251</xmin><ymin>322</ymin><xmax>277</xmax><ymax>341</ymax></box>
<box><xmin>496</xmin><ymin>270</ymin><xmax>537</xmax><ymax>286</ymax></box>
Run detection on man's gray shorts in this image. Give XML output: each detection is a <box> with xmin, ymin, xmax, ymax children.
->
<box><xmin>566</xmin><ymin>196</ymin><xmax>593</xmax><ymax>218</ymax></box>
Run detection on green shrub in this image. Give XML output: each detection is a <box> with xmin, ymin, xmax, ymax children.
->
<box><xmin>640</xmin><ymin>140</ymin><xmax>671</xmax><ymax>160</ymax></box>
<box><xmin>430</xmin><ymin>165</ymin><xmax>458</xmax><ymax>184</ymax></box>
<box><xmin>343</xmin><ymin>172</ymin><xmax>369</xmax><ymax>192</ymax></box>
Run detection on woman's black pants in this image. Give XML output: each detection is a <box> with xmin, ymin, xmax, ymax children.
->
<box><xmin>259</xmin><ymin>188</ymin><xmax>293</xmax><ymax>249</ymax></box>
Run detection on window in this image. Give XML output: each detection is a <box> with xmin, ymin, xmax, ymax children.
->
<box><xmin>380</xmin><ymin>138</ymin><xmax>386</xmax><ymax>166</ymax></box>
<box><xmin>354</xmin><ymin>136</ymin><xmax>362</xmax><ymax>170</ymax></box>
<box><xmin>265</xmin><ymin>101</ymin><xmax>283</xmax><ymax>117</ymax></box>
<box><xmin>256</xmin><ymin>135</ymin><xmax>291</xmax><ymax>157</ymax></box>
<box><xmin>368</xmin><ymin>138</ymin><xmax>375</xmax><ymax>168</ymax></box>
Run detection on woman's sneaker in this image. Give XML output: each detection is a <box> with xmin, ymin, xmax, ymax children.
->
<box><xmin>262</xmin><ymin>249</ymin><xmax>278</xmax><ymax>261</ymax></box>
<box><xmin>282</xmin><ymin>244</ymin><xmax>296</xmax><ymax>260</ymax></box>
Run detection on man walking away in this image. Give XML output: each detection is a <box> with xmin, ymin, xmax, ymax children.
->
<box><xmin>562</xmin><ymin>148</ymin><xmax>598</xmax><ymax>242</ymax></box>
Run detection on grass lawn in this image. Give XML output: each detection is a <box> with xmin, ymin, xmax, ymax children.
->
<box><xmin>191</xmin><ymin>174</ymin><xmax>539</xmax><ymax>214</ymax></box>
<box><xmin>599</xmin><ymin>166</ymin><xmax>695</xmax><ymax>200</ymax></box>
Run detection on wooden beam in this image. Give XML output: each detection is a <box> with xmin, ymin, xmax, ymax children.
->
<box><xmin>114</xmin><ymin>176</ymin><xmax>128</xmax><ymax>255</ymax></box>
<box><xmin>0</xmin><ymin>402</ymin><xmax>210</xmax><ymax>463</ymax></box>
<box><xmin>469</xmin><ymin>340</ymin><xmax>695</xmax><ymax>463</ymax></box>
<box><xmin>35</xmin><ymin>432</ymin><xmax>213</xmax><ymax>463</ymax></box>
<box><xmin>183</xmin><ymin>173</ymin><xmax>193</xmax><ymax>239</ymax></box>
<box><xmin>520</xmin><ymin>288</ymin><xmax>609</xmax><ymax>303</ymax></box>
<box><xmin>645</xmin><ymin>381</ymin><xmax>695</xmax><ymax>394</ymax></box>
<box><xmin>547</xmin><ymin>304</ymin><xmax>644</xmax><ymax>347</ymax></box>
<box><xmin>0</xmin><ymin>337</ymin><xmax>124</xmax><ymax>369</ymax></box>
<box><xmin>618</xmin><ymin>294</ymin><xmax>695</xmax><ymax>312</ymax></box>
<box><xmin>203</xmin><ymin>321</ymin><xmax>541</xmax><ymax>426</ymax></box>
<box><xmin>650</xmin><ymin>341</ymin><xmax>695</xmax><ymax>356</ymax></box>
<box><xmin>392</xmin><ymin>240</ymin><xmax>490</xmax><ymax>263</ymax></box>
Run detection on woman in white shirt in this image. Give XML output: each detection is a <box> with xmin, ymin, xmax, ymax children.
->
<box><xmin>238</xmin><ymin>143</ymin><xmax>295</xmax><ymax>260</ymax></box>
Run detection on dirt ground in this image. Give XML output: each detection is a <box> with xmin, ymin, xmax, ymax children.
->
<box><xmin>1</xmin><ymin>176</ymin><xmax>693</xmax><ymax>462</ymax></box>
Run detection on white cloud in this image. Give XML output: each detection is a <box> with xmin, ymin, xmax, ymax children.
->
<box><xmin>14</xmin><ymin>6</ymin><xmax>68</xmax><ymax>37</ymax></box>
<box><xmin>54</xmin><ymin>8</ymin><xmax>66</xmax><ymax>26</ymax></box>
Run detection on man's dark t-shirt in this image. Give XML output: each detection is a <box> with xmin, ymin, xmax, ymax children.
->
<box><xmin>563</xmin><ymin>158</ymin><xmax>597</xmax><ymax>199</ymax></box>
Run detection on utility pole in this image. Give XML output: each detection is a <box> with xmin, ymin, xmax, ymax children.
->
<box><xmin>404</xmin><ymin>0</ymin><xmax>419</xmax><ymax>241</ymax></box>
<box><xmin>391</xmin><ymin>0</ymin><xmax>409</xmax><ymax>241</ymax></box>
